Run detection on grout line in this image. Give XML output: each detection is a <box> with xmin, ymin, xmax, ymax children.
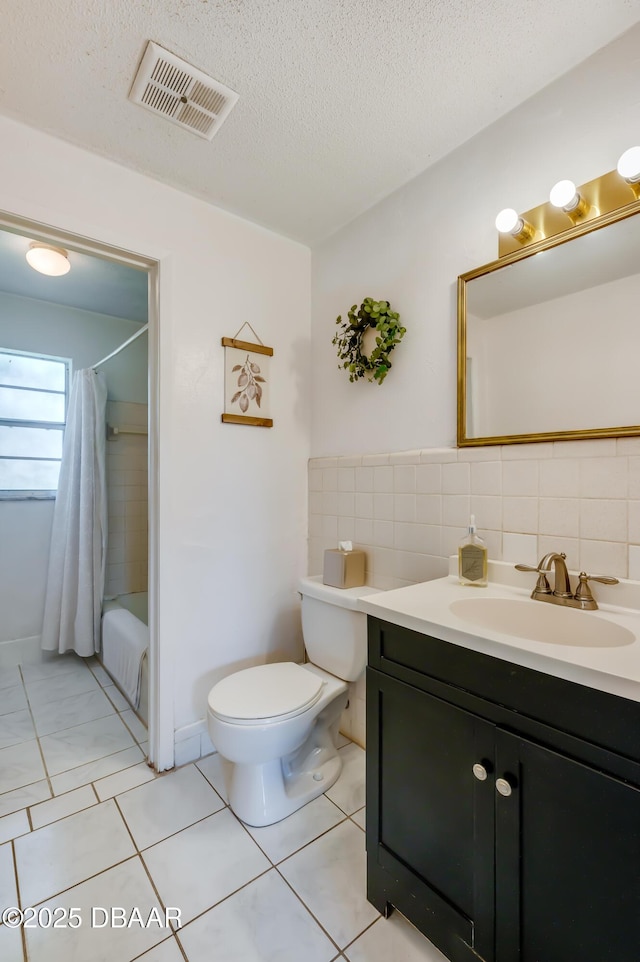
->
<box><xmin>17</xmin><ymin>664</ymin><xmax>55</xmax><ymax>803</ymax></box>
<box><xmin>9</xmin><ymin>838</ymin><xmax>28</xmax><ymax>961</ymax></box>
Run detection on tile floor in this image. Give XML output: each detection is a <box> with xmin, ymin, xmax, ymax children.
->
<box><xmin>0</xmin><ymin>656</ymin><xmax>446</xmax><ymax>962</ymax></box>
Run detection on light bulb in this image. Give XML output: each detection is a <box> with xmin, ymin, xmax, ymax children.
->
<box><xmin>25</xmin><ymin>243</ymin><xmax>71</xmax><ymax>277</ymax></box>
<box><xmin>495</xmin><ymin>208</ymin><xmax>521</xmax><ymax>234</ymax></box>
<box><xmin>549</xmin><ymin>180</ymin><xmax>579</xmax><ymax>211</ymax></box>
<box><xmin>617</xmin><ymin>146</ymin><xmax>640</xmax><ymax>183</ymax></box>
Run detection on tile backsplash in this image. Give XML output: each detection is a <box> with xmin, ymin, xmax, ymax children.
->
<box><xmin>105</xmin><ymin>401</ymin><xmax>148</xmax><ymax>598</ymax></box>
<box><xmin>309</xmin><ymin>437</ymin><xmax>640</xmax><ymax>746</ymax></box>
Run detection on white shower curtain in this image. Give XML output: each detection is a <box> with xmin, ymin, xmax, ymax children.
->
<box><xmin>41</xmin><ymin>368</ymin><xmax>108</xmax><ymax>656</ymax></box>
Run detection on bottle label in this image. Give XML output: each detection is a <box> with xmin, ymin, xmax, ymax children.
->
<box><xmin>460</xmin><ymin>544</ymin><xmax>485</xmax><ymax>582</ymax></box>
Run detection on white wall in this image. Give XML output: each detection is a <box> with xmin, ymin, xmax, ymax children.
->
<box><xmin>0</xmin><ymin>115</ymin><xmax>311</xmax><ymax>740</ymax></box>
<box><xmin>0</xmin><ymin>291</ymin><xmax>148</xmax><ymax>644</ymax></box>
<box><xmin>311</xmin><ymin>24</ymin><xmax>640</xmax><ymax>456</ymax></box>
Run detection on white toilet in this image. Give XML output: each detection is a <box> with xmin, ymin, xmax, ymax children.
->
<box><xmin>206</xmin><ymin>576</ymin><xmax>377</xmax><ymax>827</ymax></box>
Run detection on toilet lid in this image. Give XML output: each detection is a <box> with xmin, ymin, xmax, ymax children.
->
<box><xmin>208</xmin><ymin>663</ymin><xmax>324</xmax><ymax>722</ymax></box>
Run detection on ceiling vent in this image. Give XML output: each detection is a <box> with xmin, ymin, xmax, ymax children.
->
<box><xmin>129</xmin><ymin>41</ymin><xmax>239</xmax><ymax>141</ymax></box>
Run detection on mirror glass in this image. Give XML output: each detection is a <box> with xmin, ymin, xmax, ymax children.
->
<box><xmin>459</xmin><ymin>210</ymin><xmax>640</xmax><ymax>444</ymax></box>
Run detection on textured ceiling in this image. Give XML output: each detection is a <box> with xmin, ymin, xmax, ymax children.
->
<box><xmin>0</xmin><ymin>1</ymin><xmax>639</xmax><ymax>244</ymax></box>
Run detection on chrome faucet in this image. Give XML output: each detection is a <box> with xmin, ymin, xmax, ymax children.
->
<box><xmin>515</xmin><ymin>552</ymin><xmax>619</xmax><ymax>610</ymax></box>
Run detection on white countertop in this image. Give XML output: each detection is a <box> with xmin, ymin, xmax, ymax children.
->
<box><xmin>358</xmin><ymin>561</ymin><xmax>640</xmax><ymax>703</ymax></box>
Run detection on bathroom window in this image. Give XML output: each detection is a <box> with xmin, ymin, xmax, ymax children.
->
<box><xmin>0</xmin><ymin>349</ymin><xmax>70</xmax><ymax>499</ymax></box>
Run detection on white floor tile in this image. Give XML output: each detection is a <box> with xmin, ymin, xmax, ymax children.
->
<box><xmin>246</xmin><ymin>794</ymin><xmax>346</xmax><ymax>863</ymax></box>
<box><xmin>195</xmin><ymin>753</ymin><xmax>229</xmax><ymax>803</ymax></box>
<box><xmin>0</xmin><ymin>710</ymin><xmax>36</xmax><ymax>750</ymax></box>
<box><xmin>0</xmin><ymin>685</ymin><xmax>28</xmax><ymax>716</ymax></box>
<box><xmin>0</xmin><ymin>781</ymin><xmax>50</xmax><ymax>819</ymax></box>
<box><xmin>0</xmin><ymin>921</ymin><xmax>24</xmax><ymax>962</ymax></box>
<box><xmin>21</xmin><ymin>655</ymin><xmax>90</xmax><ymax>684</ymax></box>
<box><xmin>39</xmin><ymin>713</ymin><xmax>136</xmax><ymax>776</ymax></box>
<box><xmin>24</xmin><ymin>857</ymin><xmax>168</xmax><ymax>962</ymax></box>
<box><xmin>136</xmin><ymin>937</ymin><xmax>185</xmax><ymax>962</ymax></box>
<box><xmin>31</xmin><ymin>687</ymin><xmax>116</xmax><ymax>737</ymax></box>
<box><xmin>0</xmin><ymin>810</ymin><xmax>30</xmax><ymax>844</ymax></box>
<box><xmin>15</xmin><ymin>799</ymin><xmax>135</xmax><ymax>906</ymax></box>
<box><xmin>178</xmin><ymin>868</ymin><xmax>336</xmax><ymax>962</ymax></box>
<box><xmin>88</xmin><ymin>663</ymin><xmax>112</xmax><ymax>687</ymax></box>
<box><xmin>351</xmin><ymin>808</ymin><xmax>365</xmax><ymax>832</ymax></box>
<box><xmin>51</xmin><ymin>745</ymin><xmax>144</xmax><ymax>795</ymax></box>
<box><xmin>0</xmin><ymin>840</ymin><xmax>18</xmax><ymax>909</ymax></box>
<box><xmin>0</xmin><ymin>740</ymin><xmax>46</xmax><ymax>795</ymax></box>
<box><xmin>345</xmin><ymin>913</ymin><xmax>447</xmax><ymax>962</ymax></box>
<box><xmin>24</xmin><ymin>670</ymin><xmax>100</xmax><ymax>709</ymax></box>
<box><xmin>325</xmin><ymin>744</ymin><xmax>366</xmax><ymax>815</ymax></box>
<box><xmin>30</xmin><ymin>785</ymin><xmax>97</xmax><ymax>830</ymax></box>
<box><xmin>143</xmin><ymin>808</ymin><xmax>270</xmax><ymax>924</ymax></box>
<box><xmin>119</xmin><ymin>709</ymin><xmax>147</xmax><ymax>743</ymax></box>
<box><xmin>103</xmin><ymin>684</ymin><xmax>130</xmax><ymax>712</ymax></box>
<box><xmin>279</xmin><ymin>820</ymin><xmax>378</xmax><ymax>949</ymax></box>
<box><xmin>0</xmin><ymin>666</ymin><xmax>22</xmax><ymax>691</ymax></box>
<box><xmin>94</xmin><ymin>762</ymin><xmax>155</xmax><ymax>800</ymax></box>
<box><xmin>117</xmin><ymin>764</ymin><xmax>224</xmax><ymax>850</ymax></box>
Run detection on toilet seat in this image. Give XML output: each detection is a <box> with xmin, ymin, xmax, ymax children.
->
<box><xmin>208</xmin><ymin>662</ymin><xmax>325</xmax><ymax>725</ymax></box>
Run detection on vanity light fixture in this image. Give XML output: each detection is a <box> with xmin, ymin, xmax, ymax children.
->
<box><xmin>549</xmin><ymin>180</ymin><xmax>591</xmax><ymax>223</ymax></box>
<box><xmin>494</xmin><ymin>208</ymin><xmax>535</xmax><ymax>244</ymax></box>
<box><xmin>616</xmin><ymin>146</ymin><xmax>640</xmax><ymax>198</ymax></box>
<box><xmin>25</xmin><ymin>243</ymin><xmax>71</xmax><ymax>277</ymax></box>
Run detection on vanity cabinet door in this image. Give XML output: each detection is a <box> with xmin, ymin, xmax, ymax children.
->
<box><xmin>495</xmin><ymin>729</ymin><xmax>640</xmax><ymax>962</ymax></box>
<box><xmin>367</xmin><ymin>669</ymin><xmax>496</xmax><ymax>962</ymax></box>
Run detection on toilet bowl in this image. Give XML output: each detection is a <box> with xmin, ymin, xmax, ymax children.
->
<box><xmin>206</xmin><ymin>577</ymin><xmax>378</xmax><ymax>827</ymax></box>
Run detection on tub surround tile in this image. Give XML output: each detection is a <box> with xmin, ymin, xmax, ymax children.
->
<box><xmin>0</xmin><ymin>709</ymin><xmax>35</xmax><ymax>750</ymax></box>
<box><xmin>0</xmin><ymin>780</ymin><xmax>51</xmax><ymax>818</ymax></box>
<box><xmin>345</xmin><ymin>912</ymin><xmax>449</xmax><ymax>962</ymax></box>
<box><xmin>246</xmin><ymin>794</ymin><xmax>346</xmax><ymax>864</ymax></box>
<box><xmin>279</xmin><ymin>820</ymin><xmax>378</xmax><ymax>949</ymax></box>
<box><xmin>143</xmin><ymin>808</ymin><xmax>270</xmax><ymax>925</ymax></box>
<box><xmin>0</xmin><ymin>739</ymin><xmax>46</xmax><ymax>795</ymax></box>
<box><xmin>23</xmin><ymin>857</ymin><xmax>166</xmax><ymax>962</ymax></box>
<box><xmin>40</xmin><ymin>714</ymin><xmax>136</xmax><ymax>776</ymax></box>
<box><xmin>177</xmin><ymin>868</ymin><xmax>336</xmax><ymax>962</ymax></box>
<box><xmin>117</xmin><ymin>764</ymin><xmax>224</xmax><ymax>850</ymax></box>
<box><xmin>29</xmin><ymin>785</ymin><xmax>97</xmax><ymax>830</ymax></box>
<box><xmin>0</xmin><ymin>809</ymin><xmax>30</xmax><ymax>844</ymax></box>
<box><xmin>15</xmin><ymin>799</ymin><xmax>134</xmax><ymax>907</ymax></box>
<box><xmin>50</xmin><ymin>745</ymin><xmax>145</xmax><ymax>796</ymax></box>
<box><xmin>31</xmin><ymin>687</ymin><xmax>116</xmax><ymax>737</ymax></box>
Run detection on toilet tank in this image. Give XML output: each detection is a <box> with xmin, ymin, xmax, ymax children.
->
<box><xmin>299</xmin><ymin>577</ymin><xmax>380</xmax><ymax>681</ymax></box>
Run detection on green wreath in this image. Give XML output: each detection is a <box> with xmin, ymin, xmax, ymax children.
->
<box><xmin>333</xmin><ymin>298</ymin><xmax>406</xmax><ymax>385</ymax></box>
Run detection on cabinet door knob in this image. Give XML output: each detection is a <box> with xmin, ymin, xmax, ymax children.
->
<box><xmin>472</xmin><ymin>763</ymin><xmax>489</xmax><ymax>781</ymax></box>
<box><xmin>496</xmin><ymin>777</ymin><xmax>513</xmax><ymax>797</ymax></box>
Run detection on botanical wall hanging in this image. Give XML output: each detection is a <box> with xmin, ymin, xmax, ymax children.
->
<box><xmin>221</xmin><ymin>323</ymin><xmax>273</xmax><ymax>427</ymax></box>
<box><xmin>332</xmin><ymin>297</ymin><xmax>405</xmax><ymax>384</ymax></box>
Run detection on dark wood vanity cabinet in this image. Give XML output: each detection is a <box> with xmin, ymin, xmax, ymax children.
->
<box><xmin>366</xmin><ymin>617</ymin><xmax>640</xmax><ymax>962</ymax></box>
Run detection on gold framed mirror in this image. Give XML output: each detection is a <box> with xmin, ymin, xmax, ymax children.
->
<box><xmin>457</xmin><ymin>194</ymin><xmax>640</xmax><ymax>446</ymax></box>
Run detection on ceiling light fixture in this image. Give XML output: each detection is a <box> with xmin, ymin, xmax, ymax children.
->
<box><xmin>26</xmin><ymin>243</ymin><xmax>71</xmax><ymax>277</ymax></box>
<box><xmin>549</xmin><ymin>180</ymin><xmax>591</xmax><ymax>222</ymax></box>
<box><xmin>494</xmin><ymin>208</ymin><xmax>535</xmax><ymax>244</ymax></box>
<box><xmin>617</xmin><ymin>146</ymin><xmax>640</xmax><ymax>198</ymax></box>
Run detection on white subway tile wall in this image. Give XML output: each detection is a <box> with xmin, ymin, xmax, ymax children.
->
<box><xmin>309</xmin><ymin>440</ymin><xmax>638</xmax><ymax>746</ymax></box>
<box><xmin>105</xmin><ymin>401</ymin><xmax>148</xmax><ymax>598</ymax></box>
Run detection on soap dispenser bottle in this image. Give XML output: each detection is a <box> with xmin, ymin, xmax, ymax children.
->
<box><xmin>458</xmin><ymin>515</ymin><xmax>488</xmax><ymax>587</ymax></box>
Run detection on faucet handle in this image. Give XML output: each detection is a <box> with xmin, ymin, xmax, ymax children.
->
<box><xmin>514</xmin><ymin>563</ymin><xmax>551</xmax><ymax>594</ymax></box>
<box><xmin>574</xmin><ymin>571</ymin><xmax>619</xmax><ymax>608</ymax></box>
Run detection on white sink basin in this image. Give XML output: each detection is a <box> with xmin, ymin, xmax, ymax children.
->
<box><xmin>449</xmin><ymin>597</ymin><xmax>635</xmax><ymax>648</ymax></box>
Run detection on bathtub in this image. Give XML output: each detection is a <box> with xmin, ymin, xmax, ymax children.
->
<box><xmin>101</xmin><ymin>591</ymin><xmax>149</xmax><ymax>725</ymax></box>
